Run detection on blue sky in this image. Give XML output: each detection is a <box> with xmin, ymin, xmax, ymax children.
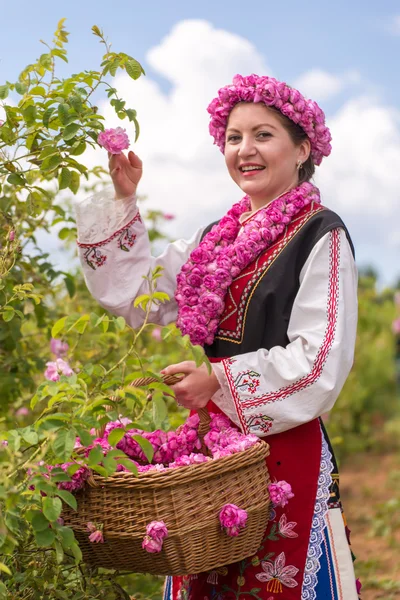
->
<box><xmin>2</xmin><ymin>1</ymin><xmax>399</xmax><ymax>104</ymax></box>
<box><xmin>1</xmin><ymin>1</ymin><xmax>400</xmax><ymax>285</ymax></box>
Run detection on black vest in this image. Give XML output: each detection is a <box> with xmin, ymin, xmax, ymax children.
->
<box><xmin>202</xmin><ymin>206</ymin><xmax>354</xmax><ymax>359</ymax></box>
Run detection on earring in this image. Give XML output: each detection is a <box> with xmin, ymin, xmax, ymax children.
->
<box><xmin>296</xmin><ymin>160</ymin><xmax>303</xmax><ymax>171</ymax></box>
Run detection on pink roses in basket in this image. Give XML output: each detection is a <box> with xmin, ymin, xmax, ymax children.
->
<box><xmin>142</xmin><ymin>520</ymin><xmax>169</xmax><ymax>553</ymax></box>
<box><xmin>219</xmin><ymin>504</ymin><xmax>248</xmax><ymax>537</ymax></box>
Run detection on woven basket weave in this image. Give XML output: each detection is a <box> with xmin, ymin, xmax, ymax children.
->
<box><xmin>62</xmin><ymin>376</ymin><xmax>271</xmax><ymax>575</ymax></box>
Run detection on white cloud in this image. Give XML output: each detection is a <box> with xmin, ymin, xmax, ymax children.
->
<box><xmin>77</xmin><ymin>19</ymin><xmax>399</xmax><ymax>285</ymax></box>
<box><xmin>293</xmin><ymin>69</ymin><xmax>361</xmax><ymax>102</ymax></box>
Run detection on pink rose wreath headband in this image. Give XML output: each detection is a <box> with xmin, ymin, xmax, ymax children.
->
<box><xmin>207</xmin><ymin>73</ymin><xmax>332</xmax><ymax>166</ymax></box>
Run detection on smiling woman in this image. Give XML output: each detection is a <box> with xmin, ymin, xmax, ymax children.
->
<box><xmin>74</xmin><ymin>73</ymin><xmax>360</xmax><ymax>600</ymax></box>
<box><xmin>224</xmin><ymin>103</ymin><xmax>311</xmax><ymax>209</ymax></box>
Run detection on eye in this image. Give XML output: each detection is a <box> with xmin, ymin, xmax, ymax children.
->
<box><xmin>257</xmin><ymin>131</ymin><xmax>272</xmax><ymax>139</ymax></box>
<box><xmin>227</xmin><ymin>134</ymin><xmax>241</xmax><ymax>143</ymax></box>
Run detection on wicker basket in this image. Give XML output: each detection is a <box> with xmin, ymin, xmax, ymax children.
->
<box><xmin>62</xmin><ymin>378</ymin><xmax>271</xmax><ymax>575</ymax></box>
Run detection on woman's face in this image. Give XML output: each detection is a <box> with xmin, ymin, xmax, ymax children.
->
<box><xmin>224</xmin><ymin>103</ymin><xmax>310</xmax><ymax>209</ymax></box>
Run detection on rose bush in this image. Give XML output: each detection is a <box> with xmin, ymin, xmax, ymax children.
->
<box><xmin>0</xmin><ymin>20</ymin><xmax>208</xmax><ymax>600</ymax></box>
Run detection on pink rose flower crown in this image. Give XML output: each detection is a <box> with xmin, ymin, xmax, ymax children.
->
<box><xmin>207</xmin><ymin>74</ymin><xmax>331</xmax><ymax>166</ymax></box>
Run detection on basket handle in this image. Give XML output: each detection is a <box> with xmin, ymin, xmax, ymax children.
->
<box><xmin>100</xmin><ymin>374</ymin><xmax>212</xmax><ymax>448</ymax></box>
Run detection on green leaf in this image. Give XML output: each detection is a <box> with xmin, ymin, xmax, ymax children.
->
<box><xmin>115</xmin><ymin>316</ymin><xmax>126</xmax><ymax>331</ymax></box>
<box><xmin>88</xmin><ymin>445</ymin><xmax>104</xmax><ymax>466</ymax></box>
<box><xmin>0</xmin><ymin>563</ymin><xmax>11</xmax><ymax>576</ymax></box>
<box><xmin>75</xmin><ymin>427</ymin><xmax>94</xmax><ymax>446</ymax></box>
<box><xmin>0</xmin><ymin>85</ymin><xmax>9</xmax><ymax>99</ymax></box>
<box><xmin>102</xmin><ymin>454</ymin><xmax>117</xmax><ymax>475</ymax></box>
<box><xmin>153</xmin><ymin>291</ymin><xmax>170</xmax><ymax>303</ymax></box>
<box><xmin>70</xmin><ymin>541</ymin><xmax>83</xmax><ymax>564</ymax></box>
<box><xmin>132</xmin><ymin>434</ymin><xmax>155</xmax><ymax>463</ymax></box>
<box><xmin>51</xmin><ymin>316</ymin><xmax>67</xmax><ymax>338</ymax></box>
<box><xmin>2</xmin><ymin>308</ymin><xmax>15</xmax><ymax>322</ymax></box>
<box><xmin>52</xmin><ymin>428</ymin><xmax>76</xmax><ymax>461</ymax></box>
<box><xmin>133</xmin><ymin>294</ymin><xmax>150</xmax><ymax>310</ymax></box>
<box><xmin>63</xmin><ymin>122</ymin><xmax>80</xmax><ymax>141</ymax></box>
<box><xmin>152</xmin><ymin>394</ymin><xmax>167</xmax><ymax>428</ymax></box>
<box><xmin>7</xmin><ymin>173</ymin><xmax>25</xmax><ymax>186</ymax></box>
<box><xmin>41</xmin><ymin>154</ymin><xmax>62</xmax><ymax>172</ymax></box>
<box><xmin>58</xmin><ymin>526</ymin><xmax>75</xmax><ymax>549</ymax></box>
<box><xmin>64</xmin><ymin>275</ymin><xmax>76</xmax><ymax>298</ymax></box>
<box><xmin>35</xmin><ymin>528</ymin><xmax>55</xmax><ymax>547</ymax></box>
<box><xmin>70</xmin><ymin>140</ymin><xmax>86</xmax><ymax>156</ymax></box>
<box><xmin>69</xmin><ymin>94</ymin><xmax>82</xmax><ymax>112</ymax></box>
<box><xmin>15</xmin><ymin>81</ymin><xmax>28</xmax><ymax>95</ymax></box>
<box><xmin>117</xmin><ymin>458</ymin><xmax>138</xmax><ymax>475</ymax></box>
<box><xmin>42</xmin><ymin>496</ymin><xmax>62</xmax><ymax>522</ymax></box>
<box><xmin>54</xmin><ymin>540</ymin><xmax>64</xmax><ymax>564</ymax></box>
<box><xmin>108</xmin><ymin>428</ymin><xmax>125</xmax><ymax>447</ymax></box>
<box><xmin>125</xmin><ymin>59</ymin><xmax>143</xmax><ymax>80</ymax></box>
<box><xmin>29</xmin><ymin>85</ymin><xmax>46</xmax><ymax>96</ymax></box>
<box><xmin>58</xmin><ymin>103</ymin><xmax>70</xmax><ymax>125</ymax></box>
<box><xmin>56</xmin><ymin>489</ymin><xmax>77</xmax><ymax>511</ymax></box>
<box><xmin>20</xmin><ymin>427</ymin><xmax>38</xmax><ymax>445</ymax></box>
<box><xmin>31</xmin><ymin>511</ymin><xmax>50</xmax><ymax>532</ymax></box>
<box><xmin>67</xmin><ymin>314</ymin><xmax>89</xmax><ymax>334</ymax></box>
<box><xmin>68</xmin><ymin>170</ymin><xmax>80</xmax><ymax>194</ymax></box>
<box><xmin>42</xmin><ymin>107</ymin><xmax>55</xmax><ymax>128</ymax></box>
<box><xmin>23</xmin><ymin>105</ymin><xmax>36</xmax><ymax>125</ymax></box>
<box><xmin>58</xmin><ymin>167</ymin><xmax>72</xmax><ymax>190</ymax></box>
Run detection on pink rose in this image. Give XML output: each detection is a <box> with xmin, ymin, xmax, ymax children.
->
<box><xmin>44</xmin><ymin>358</ymin><xmax>73</xmax><ymax>382</ymax></box>
<box><xmin>392</xmin><ymin>318</ymin><xmax>400</xmax><ymax>335</ymax></box>
<box><xmin>268</xmin><ymin>480</ymin><xmax>294</xmax><ymax>508</ymax></box>
<box><xmin>8</xmin><ymin>230</ymin><xmax>15</xmax><ymax>241</ymax></box>
<box><xmin>190</xmin><ymin>247</ymin><xmax>212</xmax><ymax>264</ymax></box>
<box><xmin>50</xmin><ymin>338</ymin><xmax>69</xmax><ymax>357</ymax></box>
<box><xmin>97</xmin><ymin>127</ymin><xmax>130</xmax><ymax>154</ymax></box>
<box><xmin>146</xmin><ymin>520</ymin><xmax>168</xmax><ymax>541</ymax></box>
<box><xmin>142</xmin><ymin>535</ymin><xmax>163</xmax><ymax>553</ymax></box>
<box><xmin>151</xmin><ymin>327</ymin><xmax>162</xmax><ymax>341</ymax></box>
<box><xmin>89</xmin><ymin>530</ymin><xmax>104</xmax><ymax>543</ymax></box>
<box><xmin>219</xmin><ymin>504</ymin><xmax>247</xmax><ymax>536</ymax></box>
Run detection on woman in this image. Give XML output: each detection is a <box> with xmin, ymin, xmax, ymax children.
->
<box><xmin>75</xmin><ymin>74</ymin><xmax>359</xmax><ymax>599</ymax></box>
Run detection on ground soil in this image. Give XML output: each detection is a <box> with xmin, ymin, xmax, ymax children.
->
<box><xmin>340</xmin><ymin>452</ymin><xmax>400</xmax><ymax>599</ymax></box>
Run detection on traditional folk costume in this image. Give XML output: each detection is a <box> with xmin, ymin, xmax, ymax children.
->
<box><xmin>75</xmin><ymin>75</ymin><xmax>360</xmax><ymax>600</ymax></box>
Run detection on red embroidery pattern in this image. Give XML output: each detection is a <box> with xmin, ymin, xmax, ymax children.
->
<box><xmin>247</xmin><ymin>413</ymin><xmax>274</xmax><ymax>435</ymax></box>
<box><xmin>216</xmin><ymin>204</ymin><xmax>325</xmax><ymax>343</ymax></box>
<box><xmin>77</xmin><ymin>212</ymin><xmax>141</xmax><ymax>270</ymax></box>
<box><xmin>234</xmin><ymin>370</ymin><xmax>261</xmax><ymax>394</ymax></box>
<box><xmin>223</xmin><ymin>228</ymin><xmax>341</xmax><ymax>433</ymax></box>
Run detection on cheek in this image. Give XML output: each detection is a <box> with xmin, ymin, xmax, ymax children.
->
<box><xmin>224</xmin><ymin>150</ymin><xmax>237</xmax><ymax>177</ymax></box>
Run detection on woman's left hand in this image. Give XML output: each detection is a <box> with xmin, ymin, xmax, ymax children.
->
<box><xmin>161</xmin><ymin>361</ymin><xmax>221</xmax><ymax>410</ymax></box>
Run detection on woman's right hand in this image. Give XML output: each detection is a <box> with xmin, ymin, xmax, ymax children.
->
<box><xmin>109</xmin><ymin>151</ymin><xmax>143</xmax><ymax>199</ymax></box>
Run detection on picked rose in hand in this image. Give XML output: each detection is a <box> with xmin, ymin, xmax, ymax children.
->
<box><xmin>98</xmin><ymin>127</ymin><xmax>130</xmax><ymax>154</ymax></box>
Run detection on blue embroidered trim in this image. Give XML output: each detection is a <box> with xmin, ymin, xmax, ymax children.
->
<box><xmin>301</xmin><ymin>427</ymin><xmax>333</xmax><ymax>599</ymax></box>
<box><xmin>163</xmin><ymin>576</ymin><xmax>173</xmax><ymax>600</ymax></box>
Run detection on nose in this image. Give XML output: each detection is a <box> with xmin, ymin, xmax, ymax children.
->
<box><xmin>238</xmin><ymin>134</ymin><xmax>257</xmax><ymax>158</ymax></box>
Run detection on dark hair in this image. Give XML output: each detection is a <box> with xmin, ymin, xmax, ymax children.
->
<box><xmin>268</xmin><ymin>107</ymin><xmax>315</xmax><ymax>184</ymax></box>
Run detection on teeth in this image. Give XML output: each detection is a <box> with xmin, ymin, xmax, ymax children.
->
<box><xmin>241</xmin><ymin>166</ymin><xmax>264</xmax><ymax>172</ymax></box>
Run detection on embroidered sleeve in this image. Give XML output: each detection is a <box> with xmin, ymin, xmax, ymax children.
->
<box><xmin>212</xmin><ymin>228</ymin><xmax>358</xmax><ymax>436</ymax></box>
<box><xmin>74</xmin><ymin>186</ymin><xmax>205</xmax><ymax>328</ymax></box>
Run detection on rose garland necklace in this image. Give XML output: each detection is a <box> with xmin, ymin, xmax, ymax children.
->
<box><xmin>175</xmin><ymin>181</ymin><xmax>321</xmax><ymax>347</ymax></box>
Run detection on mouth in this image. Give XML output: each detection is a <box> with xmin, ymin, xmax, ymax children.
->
<box><xmin>239</xmin><ymin>164</ymin><xmax>266</xmax><ymax>176</ymax></box>
<box><xmin>239</xmin><ymin>164</ymin><xmax>266</xmax><ymax>173</ymax></box>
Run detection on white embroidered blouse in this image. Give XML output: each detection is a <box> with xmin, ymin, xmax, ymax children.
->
<box><xmin>75</xmin><ymin>188</ymin><xmax>358</xmax><ymax>437</ymax></box>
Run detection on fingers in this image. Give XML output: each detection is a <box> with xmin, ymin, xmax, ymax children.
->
<box><xmin>128</xmin><ymin>151</ymin><xmax>143</xmax><ymax>169</ymax></box>
<box><xmin>161</xmin><ymin>361</ymin><xmax>196</xmax><ymax>376</ymax></box>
